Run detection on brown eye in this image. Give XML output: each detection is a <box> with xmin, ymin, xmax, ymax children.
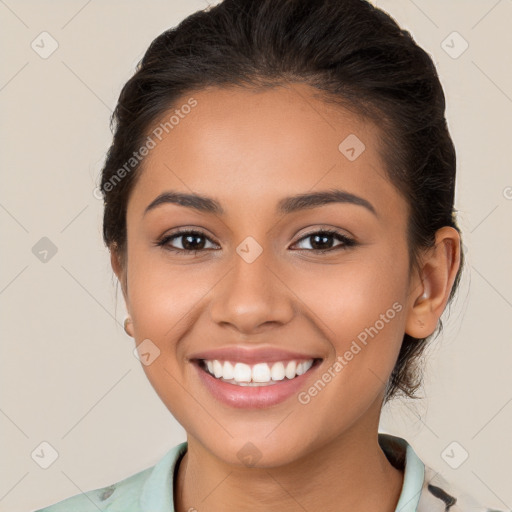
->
<box><xmin>157</xmin><ymin>230</ymin><xmax>218</xmax><ymax>253</ymax></box>
<box><xmin>292</xmin><ymin>230</ymin><xmax>356</xmax><ymax>253</ymax></box>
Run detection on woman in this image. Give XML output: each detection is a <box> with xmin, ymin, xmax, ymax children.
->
<box><xmin>34</xmin><ymin>0</ymin><xmax>507</xmax><ymax>510</ymax></box>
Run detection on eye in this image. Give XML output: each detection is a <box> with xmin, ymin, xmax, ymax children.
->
<box><xmin>291</xmin><ymin>229</ymin><xmax>356</xmax><ymax>253</ymax></box>
<box><xmin>156</xmin><ymin>230</ymin><xmax>219</xmax><ymax>254</ymax></box>
<box><xmin>156</xmin><ymin>228</ymin><xmax>356</xmax><ymax>255</ymax></box>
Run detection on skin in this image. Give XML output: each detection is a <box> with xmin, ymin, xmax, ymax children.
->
<box><xmin>112</xmin><ymin>83</ymin><xmax>460</xmax><ymax>512</ymax></box>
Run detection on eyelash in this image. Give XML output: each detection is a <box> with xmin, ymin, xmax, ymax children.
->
<box><xmin>155</xmin><ymin>228</ymin><xmax>357</xmax><ymax>255</ymax></box>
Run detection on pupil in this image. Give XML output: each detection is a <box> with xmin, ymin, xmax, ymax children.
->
<box><xmin>311</xmin><ymin>234</ymin><xmax>332</xmax><ymax>250</ymax></box>
<box><xmin>183</xmin><ymin>234</ymin><xmax>204</xmax><ymax>250</ymax></box>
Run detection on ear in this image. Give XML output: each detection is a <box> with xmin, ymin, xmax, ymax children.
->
<box><xmin>405</xmin><ymin>226</ymin><xmax>461</xmax><ymax>339</ymax></box>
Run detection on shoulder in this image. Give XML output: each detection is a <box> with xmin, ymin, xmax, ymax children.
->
<box><xmin>379</xmin><ymin>433</ymin><xmax>508</xmax><ymax>512</ymax></box>
<box><xmin>32</xmin><ymin>466</ymin><xmax>153</xmax><ymax>512</ymax></box>
<box><xmin>419</xmin><ymin>465</ymin><xmax>510</xmax><ymax>512</ymax></box>
<box><xmin>32</xmin><ymin>442</ymin><xmax>187</xmax><ymax>512</ymax></box>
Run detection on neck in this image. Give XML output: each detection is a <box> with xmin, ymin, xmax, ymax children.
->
<box><xmin>174</xmin><ymin>424</ymin><xmax>404</xmax><ymax>512</ymax></box>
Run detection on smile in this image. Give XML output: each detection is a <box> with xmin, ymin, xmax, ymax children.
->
<box><xmin>193</xmin><ymin>357</ymin><xmax>323</xmax><ymax>408</ymax></box>
<box><xmin>200</xmin><ymin>359</ymin><xmax>316</xmax><ymax>386</ymax></box>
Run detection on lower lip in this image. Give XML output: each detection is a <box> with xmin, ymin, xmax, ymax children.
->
<box><xmin>194</xmin><ymin>361</ymin><xmax>321</xmax><ymax>409</ymax></box>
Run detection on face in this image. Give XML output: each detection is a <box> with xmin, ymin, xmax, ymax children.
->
<box><xmin>116</xmin><ymin>84</ymin><xmax>421</xmax><ymax>467</ymax></box>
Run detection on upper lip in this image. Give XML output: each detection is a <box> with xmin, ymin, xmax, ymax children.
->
<box><xmin>188</xmin><ymin>346</ymin><xmax>323</xmax><ymax>364</ymax></box>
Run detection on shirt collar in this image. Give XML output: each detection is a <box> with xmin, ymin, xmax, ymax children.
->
<box><xmin>378</xmin><ymin>433</ymin><xmax>426</xmax><ymax>512</ymax></box>
<box><xmin>139</xmin><ymin>441</ymin><xmax>186</xmax><ymax>511</ymax></box>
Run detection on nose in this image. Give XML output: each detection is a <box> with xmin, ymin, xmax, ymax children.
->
<box><xmin>208</xmin><ymin>249</ymin><xmax>295</xmax><ymax>335</ymax></box>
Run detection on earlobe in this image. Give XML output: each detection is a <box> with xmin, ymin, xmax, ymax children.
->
<box><xmin>405</xmin><ymin>227</ymin><xmax>461</xmax><ymax>339</ymax></box>
<box><xmin>124</xmin><ymin>316</ymin><xmax>134</xmax><ymax>337</ymax></box>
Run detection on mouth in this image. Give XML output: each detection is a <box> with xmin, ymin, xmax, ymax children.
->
<box><xmin>192</xmin><ymin>357</ymin><xmax>323</xmax><ymax>408</ymax></box>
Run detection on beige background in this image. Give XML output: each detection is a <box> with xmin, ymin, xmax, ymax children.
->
<box><xmin>0</xmin><ymin>1</ymin><xmax>511</xmax><ymax>511</ymax></box>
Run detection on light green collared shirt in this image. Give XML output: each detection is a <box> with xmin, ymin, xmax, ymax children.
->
<box><xmin>34</xmin><ymin>433</ymin><xmax>506</xmax><ymax>512</ymax></box>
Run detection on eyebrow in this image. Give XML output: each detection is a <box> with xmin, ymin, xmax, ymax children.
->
<box><xmin>143</xmin><ymin>189</ymin><xmax>377</xmax><ymax>217</ymax></box>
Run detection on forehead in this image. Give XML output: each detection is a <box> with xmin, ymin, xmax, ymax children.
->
<box><xmin>127</xmin><ymin>84</ymin><xmax>404</xmax><ymax>220</ymax></box>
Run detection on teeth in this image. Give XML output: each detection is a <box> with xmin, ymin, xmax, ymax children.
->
<box><xmin>252</xmin><ymin>363</ymin><xmax>271</xmax><ymax>382</ymax></box>
<box><xmin>202</xmin><ymin>359</ymin><xmax>315</xmax><ymax>385</ymax></box>
<box><xmin>270</xmin><ymin>362</ymin><xmax>285</xmax><ymax>381</ymax></box>
<box><xmin>213</xmin><ymin>360</ymin><xmax>223</xmax><ymax>378</ymax></box>
<box><xmin>223</xmin><ymin>361</ymin><xmax>234</xmax><ymax>380</ymax></box>
<box><xmin>233</xmin><ymin>362</ymin><xmax>252</xmax><ymax>382</ymax></box>
<box><xmin>285</xmin><ymin>361</ymin><xmax>297</xmax><ymax>379</ymax></box>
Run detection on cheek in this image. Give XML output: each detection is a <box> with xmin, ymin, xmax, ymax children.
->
<box><xmin>288</xmin><ymin>253</ymin><xmax>409</xmax><ymax>383</ymax></box>
<box><xmin>127</xmin><ymin>260</ymin><xmax>212</xmax><ymax>342</ymax></box>
<box><xmin>125</xmin><ymin>254</ymin><xmax>209</xmax><ymax>416</ymax></box>
<box><xmin>291</xmin><ymin>250</ymin><xmax>408</xmax><ymax>327</ymax></box>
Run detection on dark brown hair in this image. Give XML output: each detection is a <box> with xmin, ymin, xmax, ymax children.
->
<box><xmin>99</xmin><ymin>0</ymin><xmax>464</xmax><ymax>403</ymax></box>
